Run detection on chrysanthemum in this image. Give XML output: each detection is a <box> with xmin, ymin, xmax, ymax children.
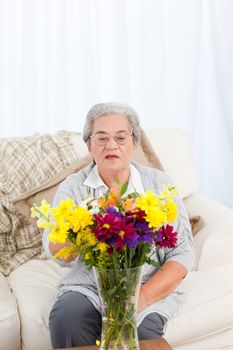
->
<box><xmin>145</xmin><ymin>207</ymin><xmax>167</xmax><ymax>228</ymax></box>
<box><xmin>155</xmin><ymin>225</ymin><xmax>178</xmax><ymax>248</ymax></box>
<box><xmin>48</xmin><ymin>224</ymin><xmax>69</xmax><ymax>243</ymax></box>
<box><xmin>165</xmin><ymin>201</ymin><xmax>178</xmax><ymax>223</ymax></box>
<box><xmin>93</xmin><ymin>212</ymin><xmax>138</xmax><ymax>251</ymax></box>
<box><xmin>68</xmin><ymin>207</ymin><xmax>93</xmax><ymax>232</ymax></box>
<box><xmin>136</xmin><ymin>190</ymin><xmax>160</xmax><ymax>213</ymax></box>
<box><xmin>52</xmin><ymin>198</ymin><xmax>75</xmax><ymax>221</ymax></box>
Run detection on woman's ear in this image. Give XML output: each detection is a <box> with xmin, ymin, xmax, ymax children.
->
<box><xmin>87</xmin><ymin>140</ymin><xmax>91</xmax><ymax>152</ymax></box>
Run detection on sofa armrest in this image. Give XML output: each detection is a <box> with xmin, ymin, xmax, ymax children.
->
<box><xmin>184</xmin><ymin>193</ymin><xmax>233</xmax><ymax>270</ymax></box>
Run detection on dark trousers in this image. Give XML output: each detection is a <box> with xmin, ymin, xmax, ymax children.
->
<box><xmin>49</xmin><ymin>291</ymin><xmax>168</xmax><ymax>349</ymax></box>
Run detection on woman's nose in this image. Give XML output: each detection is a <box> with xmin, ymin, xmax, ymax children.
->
<box><xmin>105</xmin><ymin>136</ymin><xmax>118</xmax><ymax>148</ymax></box>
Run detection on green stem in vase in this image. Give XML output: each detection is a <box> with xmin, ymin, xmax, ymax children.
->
<box><xmin>94</xmin><ymin>265</ymin><xmax>142</xmax><ymax>350</ymax></box>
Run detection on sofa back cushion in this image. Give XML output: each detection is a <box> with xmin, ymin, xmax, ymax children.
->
<box><xmin>144</xmin><ymin>128</ymin><xmax>198</xmax><ymax>198</ymax></box>
<box><xmin>67</xmin><ymin>128</ymin><xmax>198</xmax><ymax>198</ymax></box>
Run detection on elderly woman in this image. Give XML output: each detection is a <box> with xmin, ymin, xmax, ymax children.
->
<box><xmin>43</xmin><ymin>102</ymin><xmax>195</xmax><ymax>348</ymax></box>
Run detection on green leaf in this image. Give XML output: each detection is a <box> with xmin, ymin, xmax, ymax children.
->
<box><xmin>129</xmin><ymin>192</ymin><xmax>140</xmax><ymax>198</ymax></box>
<box><xmin>119</xmin><ymin>276</ymin><xmax>127</xmax><ymax>284</ymax></box>
<box><xmin>106</xmin><ymin>285</ymin><xmax>118</xmax><ymax>296</ymax></box>
<box><xmin>146</xmin><ymin>258</ymin><xmax>161</xmax><ymax>269</ymax></box>
<box><xmin>120</xmin><ymin>182</ymin><xmax>128</xmax><ymax>196</ymax></box>
<box><xmin>115</xmin><ymin>178</ymin><xmax>121</xmax><ymax>187</ymax></box>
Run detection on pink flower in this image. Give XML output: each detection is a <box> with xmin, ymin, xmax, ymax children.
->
<box><xmin>93</xmin><ymin>212</ymin><xmax>138</xmax><ymax>252</ymax></box>
<box><xmin>155</xmin><ymin>225</ymin><xmax>178</xmax><ymax>248</ymax></box>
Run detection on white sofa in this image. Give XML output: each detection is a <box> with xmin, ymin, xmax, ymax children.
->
<box><xmin>1</xmin><ymin>128</ymin><xmax>233</xmax><ymax>350</ymax></box>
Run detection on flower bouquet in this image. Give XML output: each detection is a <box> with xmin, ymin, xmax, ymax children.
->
<box><xmin>32</xmin><ymin>182</ymin><xmax>178</xmax><ymax>350</ymax></box>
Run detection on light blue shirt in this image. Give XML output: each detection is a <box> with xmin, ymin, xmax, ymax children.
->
<box><xmin>42</xmin><ymin>161</ymin><xmax>195</xmax><ymax>324</ymax></box>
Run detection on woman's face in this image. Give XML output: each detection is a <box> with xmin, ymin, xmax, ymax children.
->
<box><xmin>89</xmin><ymin>114</ymin><xmax>136</xmax><ymax>174</ymax></box>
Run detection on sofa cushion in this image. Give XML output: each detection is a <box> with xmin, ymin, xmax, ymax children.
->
<box><xmin>171</xmin><ymin>329</ymin><xmax>233</xmax><ymax>350</ymax></box>
<box><xmin>165</xmin><ymin>265</ymin><xmax>233</xmax><ymax>347</ymax></box>
<box><xmin>184</xmin><ymin>193</ymin><xmax>233</xmax><ymax>270</ymax></box>
<box><xmin>0</xmin><ymin>272</ymin><xmax>20</xmax><ymax>350</ymax></box>
<box><xmin>144</xmin><ymin>129</ymin><xmax>198</xmax><ymax>198</ymax></box>
<box><xmin>7</xmin><ymin>259</ymin><xmax>64</xmax><ymax>350</ymax></box>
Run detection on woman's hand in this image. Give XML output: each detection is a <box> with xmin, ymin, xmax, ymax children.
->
<box><xmin>137</xmin><ymin>261</ymin><xmax>188</xmax><ymax>313</ymax></box>
<box><xmin>49</xmin><ymin>241</ymin><xmax>79</xmax><ymax>262</ymax></box>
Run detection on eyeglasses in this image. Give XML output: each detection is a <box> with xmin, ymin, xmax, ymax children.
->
<box><xmin>90</xmin><ymin>131</ymin><xmax>133</xmax><ymax>146</ymax></box>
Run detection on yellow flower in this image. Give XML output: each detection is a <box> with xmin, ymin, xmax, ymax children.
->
<box><xmin>37</xmin><ymin>220</ymin><xmax>54</xmax><ymax>230</ymax></box>
<box><xmin>76</xmin><ymin>228</ymin><xmax>97</xmax><ymax>248</ymax></box>
<box><xmin>48</xmin><ymin>225</ymin><xmax>68</xmax><ymax>243</ymax></box>
<box><xmin>145</xmin><ymin>207</ymin><xmax>167</xmax><ymax>228</ymax></box>
<box><xmin>31</xmin><ymin>200</ymin><xmax>52</xmax><ymax>220</ymax></box>
<box><xmin>84</xmin><ymin>252</ymin><xmax>91</xmax><ymax>260</ymax></box>
<box><xmin>68</xmin><ymin>207</ymin><xmax>93</xmax><ymax>232</ymax></box>
<box><xmin>136</xmin><ymin>190</ymin><xmax>160</xmax><ymax>213</ymax></box>
<box><xmin>52</xmin><ymin>198</ymin><xmax>75</xmax><ymax>221</ymax></box>
<box><xmin>165</xmin><ymin>201</ymin><xmax>178</xmax><ymax>223</ymax></box>
<box><xmin>96</xmin><ymin>242</ymin><xmax>109</xmax><ymax>253</ymax></box>
<box><xmin>40</xmin><ymin>199</ymin><xmax>52</xmax><ymax>214</ymax></box>
<box><xmin>86</xmin><ymin>232</ymin><xmax>98</xmax><ymax>247</ymax></box>
<box><xmin>161</xmin><ymin>184</ymin><xmax>177</xmax><ymax>201</ymax></box>
<box><xmin>53</xmin><ymin>246</ymin><xmax>77</xmax><ymax>261</ymax></box>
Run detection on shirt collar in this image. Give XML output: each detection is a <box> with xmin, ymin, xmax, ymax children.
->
<box><xmin>83</xmin><ymin>163</ymin><xmax>145</xmax><ymax>195</ymax></box>
<box><xmin>83</xmin><ymin>165</ymin><xmax>108</xmax><ymax>191</ymax></box>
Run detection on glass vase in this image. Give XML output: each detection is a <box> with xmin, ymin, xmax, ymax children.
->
<box><xmin>93</xmin><ymin>265</ymin><xmax>143</xmax><ymax>350</ymax></box>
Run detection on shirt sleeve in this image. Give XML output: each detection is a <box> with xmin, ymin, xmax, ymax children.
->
<box><xmin>164</xmin><ymin>193</ymin><xmax>195</xmax><ymax>272</ymax></box>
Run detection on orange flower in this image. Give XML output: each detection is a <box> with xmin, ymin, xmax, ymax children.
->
<box><xmin>98</xmin><ymin>192</ymin><xmax>119</xmax><ymax>208</ymax></box>
<box><xmin>124</xmin><ymin>197</ymin><xmax>136</xmax><ymax>212</ymax></box>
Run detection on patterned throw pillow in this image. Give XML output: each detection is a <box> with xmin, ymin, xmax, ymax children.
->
<box><xmin>0</xmin><ymin>131</ymin><xmax>80</xmax><ymax>196</ymax></box>
<box><xmin>0</xmin><ymin>131</ymin><xmax>81</xmax><ymax>276</ymax></box>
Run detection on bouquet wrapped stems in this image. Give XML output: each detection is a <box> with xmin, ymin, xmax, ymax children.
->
<box><xmin>94</xmin><ymin>266</ymin><xmax>143</xmax><ymax>350</ymax></box>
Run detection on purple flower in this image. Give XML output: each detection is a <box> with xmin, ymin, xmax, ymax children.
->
<box><xmin>139</xmin><ymin>234</ymin><xmax>154</xmax><ymax>244</ymax></box>
<box><xmin>135</xmin><ymin>222</ymin><xmax>151</xmax><ymax>234</ymax></box>
<box><xmin>106</xmin><ymin>206</ymin><xmax>124</xmax><ymax>218</ymax></box>
<box><xmin>125</xmin><ymin>232</ymin><xmax>140</xmax><ymax>250</ymax></box>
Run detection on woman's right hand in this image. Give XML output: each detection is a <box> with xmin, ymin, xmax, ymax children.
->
<box><xmin>48</xmin><ymin>242</ymin><xmax>79</xmax><ymax>262</ymax></box>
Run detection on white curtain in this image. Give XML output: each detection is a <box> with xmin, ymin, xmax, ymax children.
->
<box><xmin>0</xmin><ymin>0</ymin><xmax>233</xmax><ymax>208</ymax></box>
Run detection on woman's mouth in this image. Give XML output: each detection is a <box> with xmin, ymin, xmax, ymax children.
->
<box><xmin>105</xmin><ymin>155</ymin><xmax>119</xmax><ymax>159</ymax></box>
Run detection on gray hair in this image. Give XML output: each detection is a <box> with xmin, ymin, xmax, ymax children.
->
<box><xmin>83</xmin><ymin>102</ymin><xmax>141</xmax><ymax>146</ymax></box>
